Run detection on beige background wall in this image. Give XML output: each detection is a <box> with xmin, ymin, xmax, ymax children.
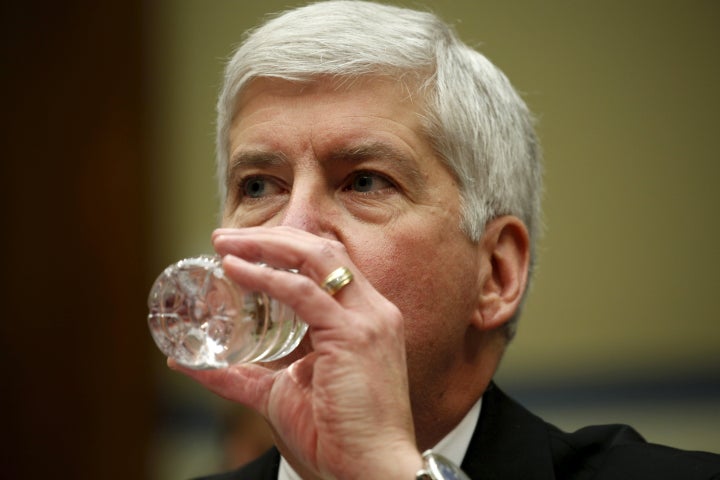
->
<box><xmin>144</xmin><ymin>1</ymin><xmax>720</xmax><ymax>478</ymax></box>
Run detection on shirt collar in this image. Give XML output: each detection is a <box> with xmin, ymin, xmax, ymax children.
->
<box><xmin>278</xmin><ymin>398</ymin><xmax>482</xmax><ymax>479</ymax></box>
<box><xmin>431</xmin><ymin>397</ymin><xmax>482</xmax><ymax>466</ymax></box>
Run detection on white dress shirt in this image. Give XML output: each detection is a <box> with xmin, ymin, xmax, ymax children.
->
<box><xmin>278</xmin><ymin>398</ymin><xmax>482</xmax><ymax>479</ymax></box>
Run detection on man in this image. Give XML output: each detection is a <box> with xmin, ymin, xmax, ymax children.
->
<box><xmin>171</xmin><ymin>1</ymin><xmax>720</xmax><ymax>478</ymax></box>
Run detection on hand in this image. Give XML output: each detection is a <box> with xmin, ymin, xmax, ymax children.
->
<box><xmin>170</xmin><ymin>226</ymin><xmax>423</xmax><ymax>479</ymax></box>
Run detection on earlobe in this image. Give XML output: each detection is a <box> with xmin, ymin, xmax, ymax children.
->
<box><xmin>472</xmin><ymin>216</ymin><xmax>530</xmax><ymax>332</ymax></box>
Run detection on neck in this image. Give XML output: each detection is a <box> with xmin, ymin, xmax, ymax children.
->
<box><xmin>411</xmin><ymin>329</ymin><xmax>506</xmax><ymax>451</ymax></box>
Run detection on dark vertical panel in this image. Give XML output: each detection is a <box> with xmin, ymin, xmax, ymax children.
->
<box><xmin>0</xmin><ymin>1</ymin><xmax>153</xmax><ymax>478</ymax></box>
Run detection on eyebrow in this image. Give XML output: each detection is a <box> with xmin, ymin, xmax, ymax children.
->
<box><xmin>226</xmin><ymin>150</ymin><xmax>289</xmax><ymax>189</ymax></box>
<box><xmin>328</xmin><ymin>142</ymin><xmax>410</xmax><ymax>165</ymax></box>
<box><xmin>329</xmin><ymin>142</ymin><xmax>426</xmax><ymax>190</ymax></box>
<box><xmin>229</xmin><ymin>150</ymin><xmax>289</xmax><ymax>173</ymax></box>
<box><xmin>228</xmin><ymin>141</ymin><xmax>426</xmax><ymax>188</ymax></box>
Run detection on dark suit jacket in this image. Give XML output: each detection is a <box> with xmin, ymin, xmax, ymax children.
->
<box><xmin>195</xmin><ymin>383</ymin><xmax>720</xmax><ymax>479</ymax></box>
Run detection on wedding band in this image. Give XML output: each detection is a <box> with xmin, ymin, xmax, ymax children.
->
<box><xmin>321</xmin><ymin>266</ymin><xmax>354</xmax><ymax>296</ymax></box>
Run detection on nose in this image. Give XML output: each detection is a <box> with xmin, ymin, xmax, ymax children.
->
<box><xmin>278</xmin><ymin>184</ymin><xmax>338</xmax><ymax>239</ymax></box>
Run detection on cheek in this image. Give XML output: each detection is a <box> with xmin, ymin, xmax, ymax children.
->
<box><xmin>349</xmin><ymin>221</ymin><xmax>480</xmax><ymax>340</ymax></box>
<box><xmin>364</xmin><ymin>233</ymin><xmax>480</xmax><ymax>395</ymax></box>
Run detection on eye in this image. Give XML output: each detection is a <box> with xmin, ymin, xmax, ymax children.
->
<box><xmin>243</xmin><ymin>177</ymin><xmax>266</xmax><ymax>198</ymax></box>
<box><xmin>345</xmin><ymin>172</ymin><xmax>394</xmax><ymax>193</ymax></box>
<box><xmin>239</xmin><ymin>175</ymin><xmax>284</xmax><ymax>199</ymax></box>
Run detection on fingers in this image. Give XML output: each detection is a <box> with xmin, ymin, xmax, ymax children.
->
<box><xmin>170</xmin><ymin>226</ymin><xmax>416</xmax><ymax>478</ymax></box>
<box><xmin>212</xmin><ymin>226</ymin><xmax>352</xmax><ymax>284</ymax></box>
<box><xmin>222</xmin><ymin>255</ymin><xmax>345</xmax><ymax>330</ymax></box>
<box><xmin>211</xmin><ymin>226</ymin><xmax>404</xmax><ymax>355</ymax></box>
<box><xmin>212</xmin><ymin>227</ymin><xmax>372</xmax><ymax>314</ymax></box>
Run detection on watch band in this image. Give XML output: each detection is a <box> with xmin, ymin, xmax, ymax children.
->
<box><xmin>415</xmin><ymin>450</ymin><xmax>471</xmax><ymax>480</ymax></box>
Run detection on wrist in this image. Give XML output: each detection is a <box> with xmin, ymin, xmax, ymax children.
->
<box><xmin>357</xmin><ymin>445</ymin><xmax>424</xmax><ymax>479</ymax></box>
<box><xmin>324</xmin><ymin>443</ymin><xmax>422</xmax><ymax>479</ymax></box>
<box><xmin>379</xmin><ymin>447</ymin><xmax>424</xmax><ymax>479</ymax></box>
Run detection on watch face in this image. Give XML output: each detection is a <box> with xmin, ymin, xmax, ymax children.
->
<box><xmin>436</xmin><ymin>462</ymin><xmax>462</xmax><ymax>480</ymax></box>
<box><xmin>426</xmin><ymin>452</ymin><xmax>470</xmax><ymax>480</ymax></box>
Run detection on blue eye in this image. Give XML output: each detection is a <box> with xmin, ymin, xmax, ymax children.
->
<box><xmin>243</xmin><ymin>177</ymin><xmax>267</xmax><ymax>198</ymax></box>
<box><xmin>348</xmin><ymin>173</ymin><xmax>393</xmax><ymax>193</ymax></box>
<box><xmin>352</xmin><ymin>174</ymin><xmax>374</xmax><ymax>192</ymax></box>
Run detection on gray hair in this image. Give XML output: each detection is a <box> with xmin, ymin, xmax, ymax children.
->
<box><xmin>215</xmin><ymin>0</ymin><xmax>542</xmax><ymax>337</ymax></box>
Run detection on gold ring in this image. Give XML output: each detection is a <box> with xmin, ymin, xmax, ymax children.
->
<box><xmin>321</xmin><ymin>266</ymin><xmax>354</xmax><ymax>296</ymax></box>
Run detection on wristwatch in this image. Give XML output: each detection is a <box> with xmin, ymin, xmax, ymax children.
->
<box><xmin>415</xmin><ymin>450</ymin><xmax>471</xmax><ymax>480</ymax></box>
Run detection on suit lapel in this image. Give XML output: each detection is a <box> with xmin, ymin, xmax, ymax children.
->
<box><xmin>461</xmin><ymin>383</ymin><xmax>556</xmax><ymax>479</ymax></box>
<box><xmin>249</xmin><ymin>447</ymin><xmax>281</xmax><ymax>480</ymax></box>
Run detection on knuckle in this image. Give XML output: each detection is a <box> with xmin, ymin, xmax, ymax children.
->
<box><xmin>318</xmin><ymin>238</ymin><xmax>347</xmax><ymax>259</ymax></box>
<box><xmin>356</xmin><ymin>302</ymin><xmax>404</xmax><ymax>344</ymax></box>
<box><xmin>295</xmin><ymin>274</ymin><xmax>318</xmax><ymax>298</ymax></box>
<box><xmin>384</xmin><ymin>303</ymin><xmax>405</xmax><ymax>332</ymax></box>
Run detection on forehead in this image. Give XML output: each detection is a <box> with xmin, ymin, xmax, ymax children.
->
<box><xmin>227</xmin><ymin>76</ymin><xmax>438</xmax><ymax>167</ymax></box>
<box><xmin>234</xmin><ymin>75</ymin><xmax>425</xmax><ymax>114</ymax></box>
<box><xmin>232</xmin><ymin>76</ymin><xmax>426</xmax><ymax>133</ymax></box>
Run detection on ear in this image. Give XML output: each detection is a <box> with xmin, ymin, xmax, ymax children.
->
<box><xmin>471</xmin><ymin>215</ymin><xmax>530</xmax><ymax>332</ymax></box>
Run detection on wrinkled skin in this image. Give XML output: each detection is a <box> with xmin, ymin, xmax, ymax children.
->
<box><xmin>172</xmin><ymin>77</ymin><xmax>530</xmax><ymax>478</ymax></box>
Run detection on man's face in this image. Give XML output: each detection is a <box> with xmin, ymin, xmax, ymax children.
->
<box><xmin>223</xmin><ymin>76</ymin><xmax>483</xmax><ymax>404</ymax></box>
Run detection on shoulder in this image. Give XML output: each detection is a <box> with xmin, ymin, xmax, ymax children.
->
<box><xmin>474</xmin><ymin>384</ymin><xmax>720</xmax><ymax>480</ymax></box>
<box><xmin>549</xmin><ymin>420</ymin><xmax>720</xmax><ymax>479</ymax></box>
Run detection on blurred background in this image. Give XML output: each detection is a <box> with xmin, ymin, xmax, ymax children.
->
<box><xmin>2</xmin><ymin>1</ymin><xmax>718</xmax><ymax>479</ymax></box>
